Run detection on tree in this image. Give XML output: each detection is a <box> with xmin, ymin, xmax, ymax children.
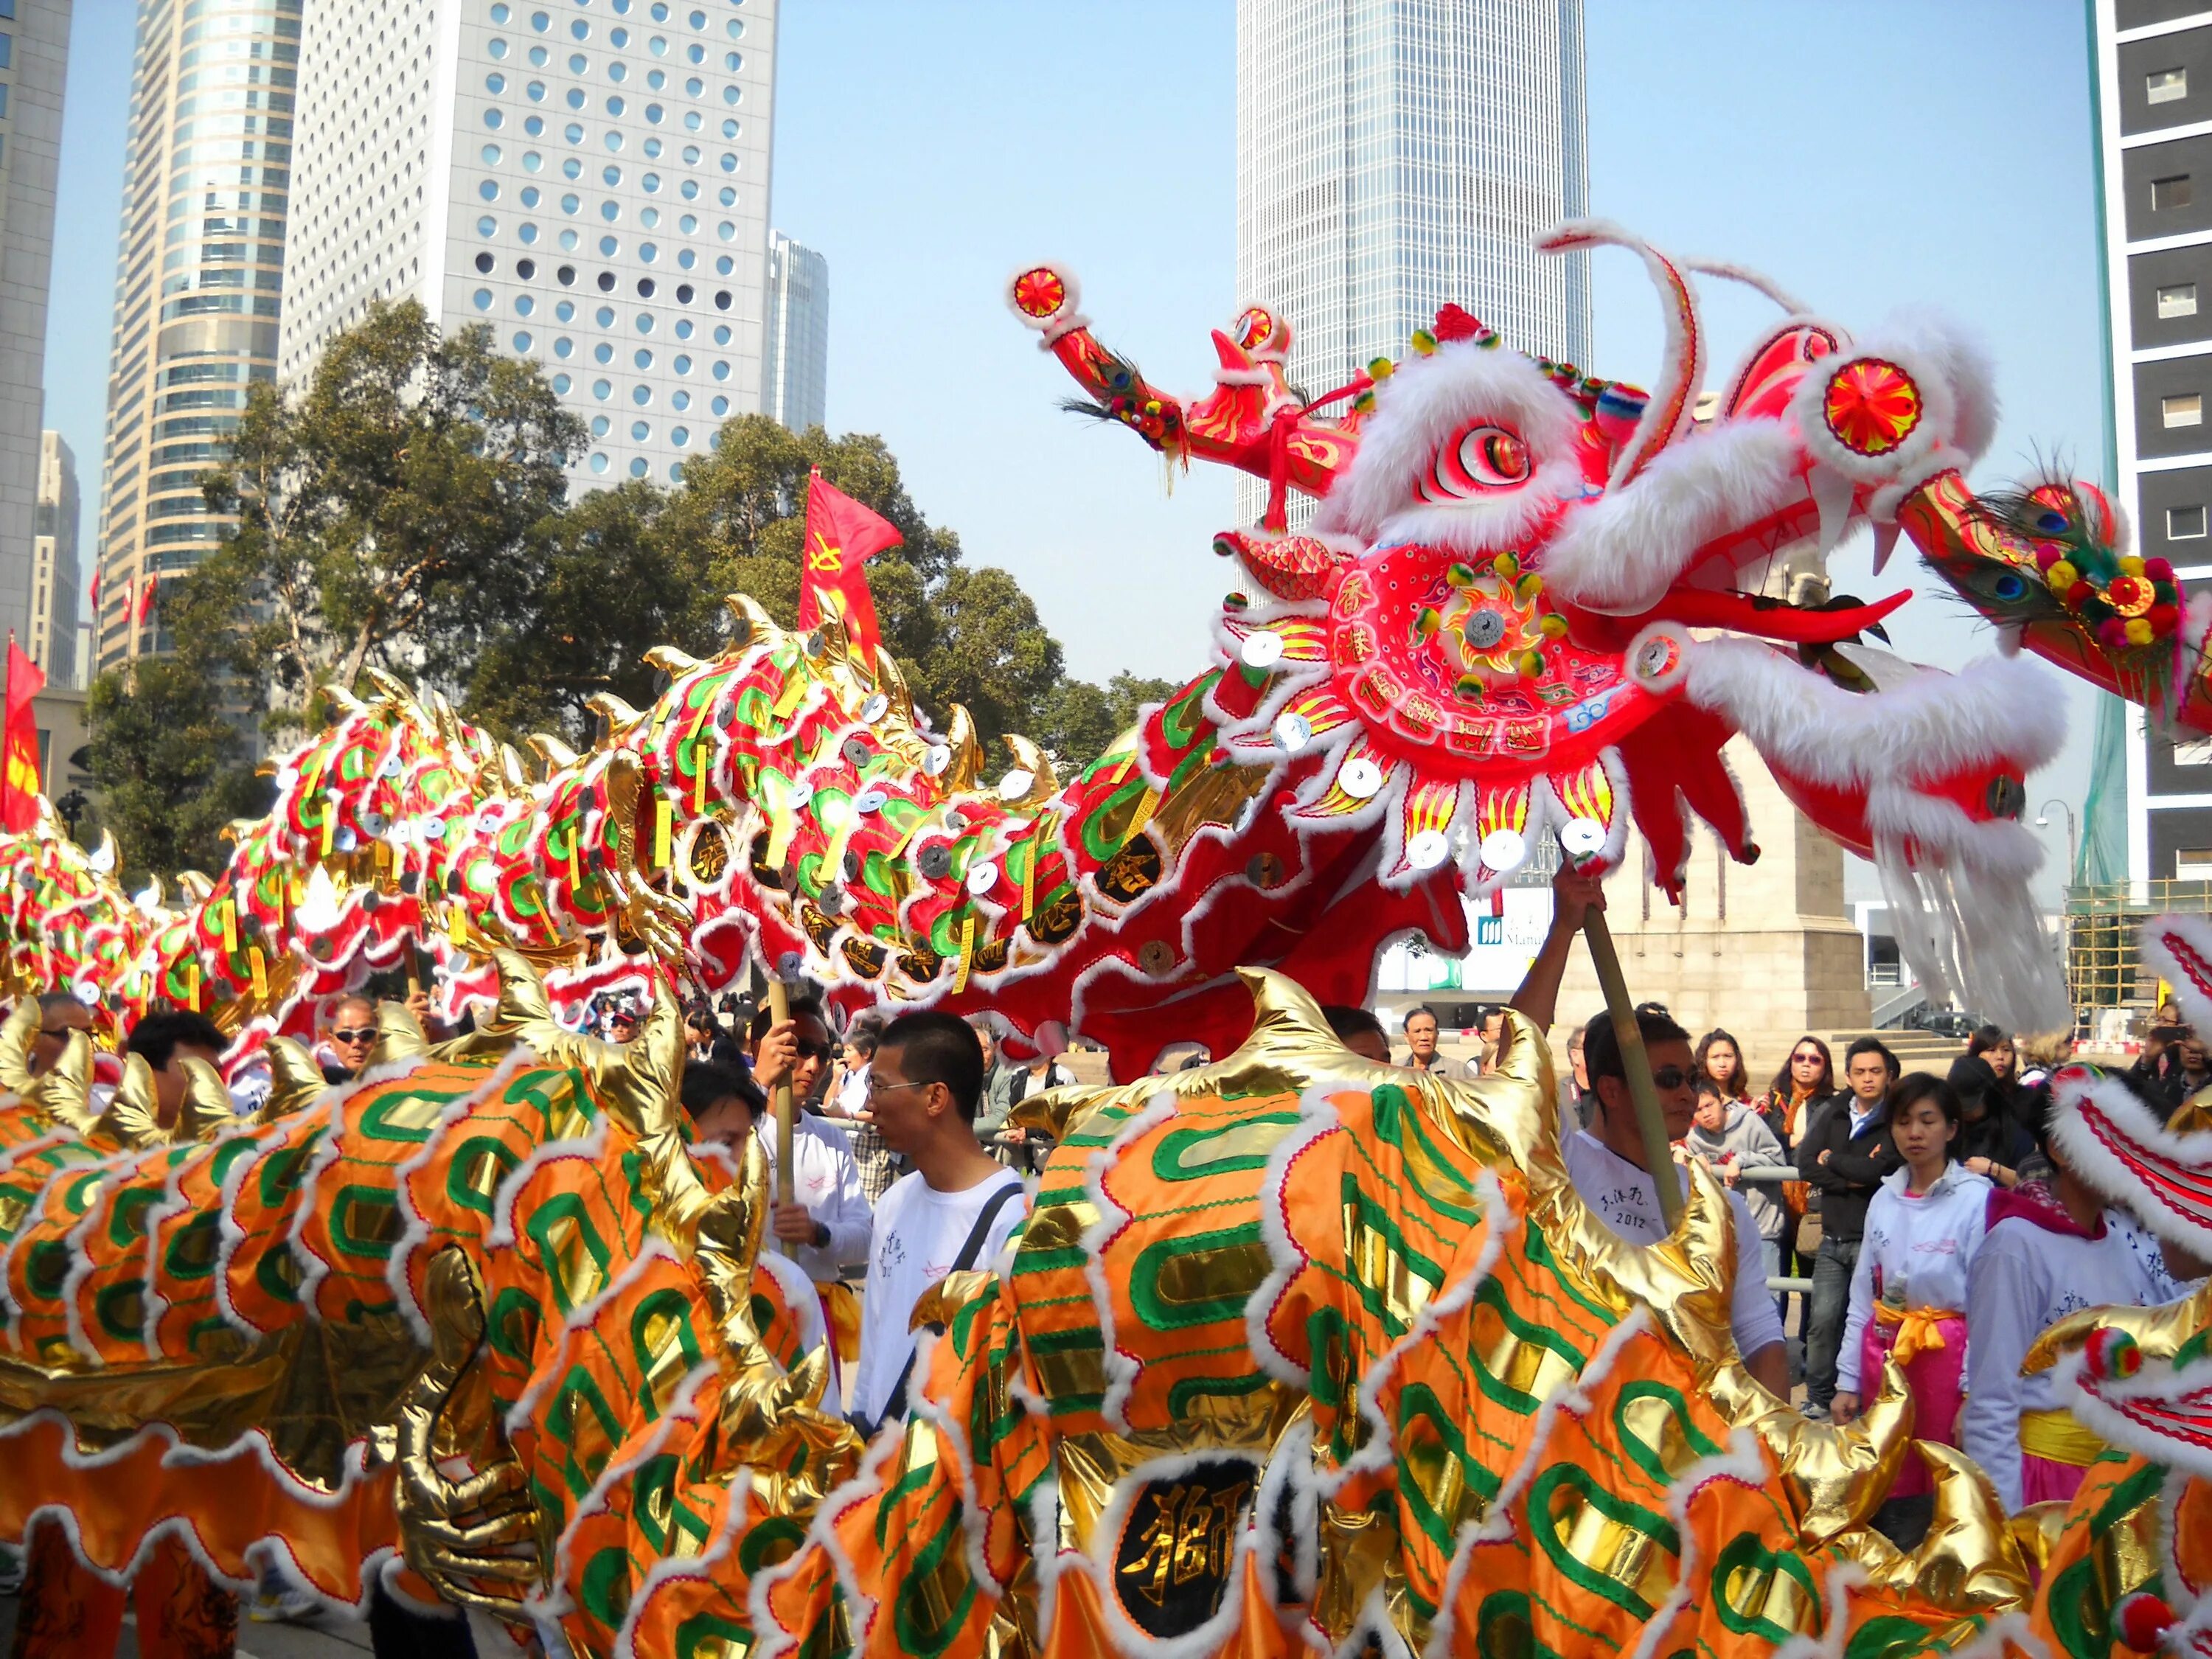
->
<box><xmin>85</xmin><ymin>655</ymin><xmax>270</xmax><ymax>888</ymax></box>
<box><xmin>198</xmin><ymin>299</ymin><xmax>585</xmax><ymax>736</ymax></box>
<box><xmin>1035</xmin><ymin>671</ymin><xmax>1183</xmax><ymax>766</ymax></box>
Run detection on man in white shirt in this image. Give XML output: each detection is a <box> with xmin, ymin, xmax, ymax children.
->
<box><xmin>1509</xmin><ymin>866</ymin><xmax>1792</xmax><ymax>1398</ymax></box>
<box><xmin>851</xmin><ymin>1011</ymin><xmax>1029</xmax><ymax>1433</ymax></box>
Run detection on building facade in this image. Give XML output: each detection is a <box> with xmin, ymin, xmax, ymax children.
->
<box><xmin>92</xmin><ymin>0</ymin><xmax>300</xmax><ymax>676</ymax></box>
<box><xmin>276</xmin><ymin>0</ymin><xmax>778</xmax><ymax>492</ymax></box>
<box><xmin>762</xmin><ymin>229</ymin><xmax>825</xmax><ymax>432</ymax></box>
<box><xmin>32</xmin><ymin>430</ymin><xmax>75</xmax><ymax>687</ymax></box>
<box><xmin>0</xmin><ymin>3</ymin><xmax>69</xmax><ymax>666</ymax></box>
<box><xmin>1234</xmin><ymin>0</ymin><xmax>1589</xmax><ymax>520</ymax></box>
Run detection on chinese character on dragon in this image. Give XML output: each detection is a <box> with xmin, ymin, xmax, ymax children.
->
<box><xmin>2</xmin><ymin>221</ymin><xmax>2211</xmax><ymax>1659</ymax></box>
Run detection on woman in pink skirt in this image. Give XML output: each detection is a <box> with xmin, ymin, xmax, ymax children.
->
<box><xmin>1829</xmin><ymin>1073</ymin><xmax>1992</xmax><ymax>1510</ymax></box>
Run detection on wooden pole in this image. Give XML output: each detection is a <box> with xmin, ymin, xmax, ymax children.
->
<box><xmin>1580</xmin><ymin>905</ymin><xmax>1683</xmax><ymax>1227</ymax></box>
<box><xmin>767</xmin><ymin>978</ymin><xmax>796</xmax><ymax>1214</ymax></box>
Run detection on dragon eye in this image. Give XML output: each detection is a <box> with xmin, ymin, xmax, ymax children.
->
<box><xmin>1419</xmin><ymin>420</ymin><xmax>1532</xmax><ymax>503</ymax></box>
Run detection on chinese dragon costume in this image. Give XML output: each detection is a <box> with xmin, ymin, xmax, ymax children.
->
<box><xmin>0</xmin><ymin>221</ymin><xmax>2195</xmax><ymax>1659</ymax></box>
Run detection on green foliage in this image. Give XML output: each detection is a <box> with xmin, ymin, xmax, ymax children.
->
<box><xmin>88</xmin><ymin>313</ymin><xmax>1184</xmax><ymax>883</ymax></box>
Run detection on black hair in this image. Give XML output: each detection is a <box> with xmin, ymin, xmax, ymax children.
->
<box><xmin>1405</xmin><ymin>1005</ymin><xmax>1441</xmax><ymax>1029</ymax></box>
<box><xmin>36</xmin><ymin>990</ymin><xmax>88</xmax><ymax>1018</ymax></box>
<box><xmin>1843</xmin><ymin>1036</ymin><xmax>1899</xmax><ymax>1077</ymax></box>
<box><xmin>747</xmin><ymin>995</ymin><xmax>828</xmax><ymax>1045</ymax></box>
<box><xmin>679</xmin><ymin>1059</ymin><xmax>764</xmax><ymax>1122</ymax></box>
<box><xmin>1769</xmin><ymin>1034</ymin><xmax>1834</xmax><ymax>1100</ymax></box>
<box><xmin>1694</xmin><ymin>1028</ymin><xmax>1750</xmax><ymax>1097</ymax></box>
<box><xmin>1967</xmin><ymin>1024</ymin><xmax>2011</xmax><ymax>1060</ymax></box>
<box><xmin>1321</xmin><ymin>1005</ymin><xmax>1388</xmax><ymax>1046</ymax></box>
<box><xmin>846</xmin><ymin>1030</ymin><xmax>880</xmax><ymax>1059</ymax></box>
<box><xmin>1888</xmin><ymin>1071</ymin><xmax>1962</xmax><ymax>1133</ymax></box>
<box><xmin>1582</xmin><ymin>1006</ymin><xmax>1691</xmax><ymax>1086</ymax></box>
<box><xmin>128</xmin><ymin>1009</ymin><xmax>226</xmax><ymax>1071</ymax></box>
<box><xmin>876</xmin><ymin>1010</ymin><xmax>985</xmax><ymax>1120</ymax></box>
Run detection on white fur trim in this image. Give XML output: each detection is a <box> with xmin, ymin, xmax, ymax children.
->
<box><xmin>1624</xmin><ymin>1430</ymin><xmax>1771</xmax><ymax>1659</ymax></box>
<box><xmin>619</xmin><ymin>1464</ymin><xmax>754</xmax><ymax>1658</ymax></box>
<box><xmin>1312</xmin><ymin>342</ymin><xmax>1582</xmax><ymax>557</ymax></box>
<box><xmin>502</xmin><ymin>1236</ymin><xmax>681</xmax><ymax>1438</ymax></box>
<box><xmin>487</xmin><ymin>1114</ymin><xmax>611</xmax><ymax>1250</ymax></box>
<box><xmin>2143</xmin><ymin>913</ymin><xmax>2212</xmax><ymax>1035</ymax></box>
<box><xmin>2051</xmin><ymin>1066</ymin><xmax>2212</xmax><ymax>1256</ymax></box>
<box><xmin>383</xmin><ymin>1048</ymin><xmax>534</xmax><ymax>1346</ymax></box>
<box><xmin>744</xmin><ymin>1413</ymin><xmax>908</xmax><ymax>1659</ymax></box>
<box><xmin>1472</xmin><ymin>1306</ymin><xmax>1654</xmax><ymax>1543</ymax></box>
<box><xmin>1083</xmin><ymin>1447</ymin><xmax>1265</xmax><ymax>1659</ymax></box>
<box><xmin>1540</xmin><ymin>420</ymin><xmax>1805</xmax><ymax>614</ymax></box>
<box><xmin>904</xmin><ymin>1326</ymin><xmax>1004</xmax><ymax>1599</ymax></box>
<box><xmin>1005</xmin><ymin>262</ymin><xmax>1087</xmax><ymax>347</ymax></box>
<box><xmin>2059</xmin><ymin>1346</ymin><xmax>2212</xmax><ymax>1480</ymax></box>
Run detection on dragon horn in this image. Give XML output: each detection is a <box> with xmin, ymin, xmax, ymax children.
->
<box><xmin>257</xmin><ymin>1036</ymin><xmax>330</xmax><ymax>1124</ymax></box>
<box><xmin>585</xmin><ymin>692</ymin><xmax>645</xmax><ymax>747</ymax></box>
<box><xmin>372</xmin><ymin>997</ymin><xmax>432</xmax><ymax>1066</ymax></box>
<box><xmin>21</xmin><ymin>1032</ymin><xmax>97</xmax><ymax>1135</ymax></box>
<box><xmin>999</xmin><ymin>734</ymin><xmax>1058</xmax><ymax>807</ymax></box>
<box><xmin>0</xmin><ymin>995</ymin><xmax>38</xmax><ymax>1093</ymax></box>
<box><xmin>322</xmin><ymin>682</ymin><xmax>369</xmax><ymax>717</ymax></box>
<box><xmin>646</xmin><ymin>644</ymin><xmax>705</xmax><ymax>678</ymax></box>
<box><xmin>724</xmin><ymin>592</ymin><xmax>780</xmax><ymax>647</ymax></box>
<box><xmin>527</xmin><ymin>733</ymin><xmax>580</xmax><ymax>772</ymax></box>
<box><xmin>498</xmin><ymin>745</ymin><xmax>530</xmax><ymax>791</ymax></box>
<box><xmin>1535</xmin><ymin>218</ymin><xmax>1705</xmax><ymax>490</ymax></box>
<box><xmin>175</xmin><ymin>872</ymin><xmax>215</xmax><ymax>905</ymax></box>
<box><xmin>172</xmin><ymin>1057</ymin><xmax>234</xmax><ymax>1144</ymax></box>
<box><xmin>942</xmin><ymin>706</ymin><xmax>985</xmax><ymax>793</ymax></box>
<box><xmin>91</xmin><ymin>828</ymin><xmax>119</xmax><ymax>876</ymax></box>
<box><xmin>361</xmin><ymin>666</ymin><xmax>416</xmax><ymax>707</ymax></box>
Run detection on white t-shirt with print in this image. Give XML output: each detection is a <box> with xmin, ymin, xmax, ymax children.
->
<box><xmin>852</xmin><ymin>1166</ymin><xmax>1028</xmax><ymax>1425</ymax></box>
<box><xmin>1565</xmin><ymin>1130</ymin><xmax>1787</xmax><ymax>1360</ymax></box>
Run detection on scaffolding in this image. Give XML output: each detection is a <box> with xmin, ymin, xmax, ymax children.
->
<box><xmin>2064</xmin><ymin>881</ymin><xmax>2212</xmax><ymax>1034</ymax></box>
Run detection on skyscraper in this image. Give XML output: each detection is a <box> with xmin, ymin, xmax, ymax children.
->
<box><xmin>1235</xmin><ymin>0</ymin><xmax>1590</xmax><ymax>523</ymax></box>
<box><xmin>92</xmin><ymin>0</ymin><xmax>301</xmax><ymax>675</ymax></box>
<box><xmin>762</xmin><ymin>229</ymin><xmax>827</xmax><ymax>433</ymax></box>
<box><xmin>277</xmin><ymin>0</ymin><xmax>778</xmax><ymax>491</ymax></box>
<box><xmin>32</xmin><ymin>430</ymin><xmax>76</xmax><ymax>688</ymax></box>
<box><xmin>0</xmin><ymin>3</ymin><xmax>69</xmax><ymax>663</ymax></box>
<box><xmin>2089</xmin><ymin>1</ymin><xmax>2212</xmax><ymax>883</ymax></box>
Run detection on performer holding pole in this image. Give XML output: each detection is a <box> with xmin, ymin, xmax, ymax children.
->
<box><xmin>1579</xmin><ymin>903</ymin><xmax>1683</xmax><ymax>1225</ymax></box>
<box><xmin>767</xmin><ymin>976</ymin><xmax>798</xmax><ymax>1222</ymax></box>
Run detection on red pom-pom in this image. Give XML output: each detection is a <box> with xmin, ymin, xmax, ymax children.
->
<box><xmin>2115</xmin><ymin>1590</ymin><xmax>2176</xmax><ymax>1652</ymax></box>
<box><xmin>2100</xmin><ymin>617</ymin><xmax>2132</xmax><ymax>649</ymax></box>
<box><xmin>2068</xmin><ymin>580</ymin><xmax>2096</xmax><ymax>608</ymax></box>
<box><xmin>1433</xmin><ymin>304</ymin><xmax>1484</xmax><ymax>343</ymax></box>
<box><xmin>2152</xmin><ymin>602</ymin><xmax>2182</xmax><ymax>635</ymax></box>
<box><xmin>2147</xmin><ymin>557</ymin><xmax>2176</xmax><ymax>582</ymax></box>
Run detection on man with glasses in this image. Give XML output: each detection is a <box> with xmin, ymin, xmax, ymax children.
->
<box><xmin>319</xmin><ymin>994</ymin><xmax>380</xmax><ymax>1082</ymax></box>
<box><xmin>850</xmin><ymin>1012</ymin><xmax>1028</xmax><ymax>1435</ymax></box>
<box><xmin>1510</xmin><ymin>865</ymin><xmax>1790</xmax><ymax>1397</ymax></box>
<box><xmin>29</xmin><ymin>990</ymin><xmax>92</xmax><ymax>1077</ymax></box>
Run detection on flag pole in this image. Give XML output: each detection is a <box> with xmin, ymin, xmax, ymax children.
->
<box><xmin>1580</xmin><ymin>903</ymin><xmax>1683</xmax><ymax>1227</ymax></box>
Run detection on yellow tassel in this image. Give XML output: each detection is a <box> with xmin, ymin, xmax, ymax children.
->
<box><xmin>692</xmin><ymin>742</ymin><xmax>709</xmax><ymax>813</ymax></box>
<box><xmin>319</xmin><ymin>800</ymin><xmax>337</xmax><ymax>858</ymax></box>
<box><xmin>655</xmin><ymin>796</ymin><xmax>673</xmax><ymax>869</ymax></box>
<box><xmin>952</xmin><ymin>915</ymin><xmax>976</xmax><ymax>994</ymax></box>
<box><xmin>1122</xmin><ymin>787</ymin><xmax>1158</xmax><ymax>845</ymax></box>
<box><xmin>1023</xmin><ymin>813</ymin><xmax>1053</xmax><ymax>922</ymax></box>
<box><xmin>448</xmin><ymin>904</ymin><xmax>465</xmax><ymax>945</ymax></box>
<box><xmin>220</xmin><ymin>900</ymin><xmax>237</xmax><ymax>956</ymax></box>
<box><xmin>773</xmin><ymin>671</ymin><xmax>808</xmax><ymax>720</ymax></box>
<box><xmin>249</xmin><ymin>947</ymin><xmax>268</xmax><ymax>1000</ymax></box>
<box><xmin>184</xmin><ymin>961</ymin><xmax>200</xmax><ymax>1012</ymax></box>
<box><xmin>1110</xmin><ymin>754</ymin><xmax>1134</xmax><ymax>785</ymax></box>
<box><xmin>568</xmin><ymin>830</ymin><xmax>582</xmax><ymax>895</ymax></box>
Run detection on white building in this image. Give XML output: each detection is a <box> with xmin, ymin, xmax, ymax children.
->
<box><xmin>1235</xmin><ymin>0</ymin><xmax>1590</xmax><ymax>521</ymax></box>
<box><xmin>0</xmin><ymin>3</ymin><xmax>69</xmax><ymax>661</ymax></box>
<box><xmin>92</xmin><ymin>0</ymin><xmax>299</xmax><ymax>676</ymax></box>
<box><xmin>762</xmin><ymin>228</ymin><xmax>826</xmax><ymax>432</ymax></box>
<box><xmin>32</xmin><ymin>430</ymin><xmax>75</xmax><ymax>687</ymax></box>
<box><xmin>277</xmin><ymin>0</ymin><xmax>777</xmax><ymax>489</ymax></box>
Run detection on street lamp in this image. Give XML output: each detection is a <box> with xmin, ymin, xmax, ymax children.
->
<box><xmin>2035</xmin><ymin>800</ymin><xmax>2078</xmax><ymax>890</ymax></box>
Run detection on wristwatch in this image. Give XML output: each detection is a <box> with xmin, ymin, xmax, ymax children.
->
<box><xmin>811</xmin><ymin>1220</ymin><xmax>830</xmax><ymax>1250</ymax></box>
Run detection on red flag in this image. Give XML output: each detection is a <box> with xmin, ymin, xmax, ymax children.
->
<box><xmin>3</xmin><ymin>637</ymin><xmax>45</xmax><ymax>833</ymax></box>
<box><xmin>136</xmin><ymin>576</ymin><xmax>159</xmax><ymax>627</ymax></box>
<box><xmin>87</xmin><ymin>566</ymin><xmax>102</xmax><ymax>611</ymax></box>
<box><xmin>796</xmin><ymin>470</ymin><xmax>901</xmax><ymax>664</ymax></box>
<box><xmin>118</xmin><ymin>577</ymin><xmax>134</xmax><ymax>625</ymax></box>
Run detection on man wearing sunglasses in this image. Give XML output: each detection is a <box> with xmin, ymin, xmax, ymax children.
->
<box><xmin>319</xmin><ymin>994</ymin><xmax>380</xmax><ymax>1082</ymax></box>
<box><xmin>29</xmin><ymin>991</ymin><xmax>93</xmax><ymax>1077</ymax></box>
<box><xmin>1511</xmin><ymin>864</ymin><xmax>1790</xmax><ymax>1398</ymax></box>
<box><xmin>742</xmin><ymin>1001</ymin><xmax>872</xmax><ymax>1286</ymax></box>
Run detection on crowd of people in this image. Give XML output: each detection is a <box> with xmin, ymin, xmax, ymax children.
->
<box><xmin>6</xmin><ymin>880</ymin><xmax>2209</xmax><ymax>1642</ymax></box>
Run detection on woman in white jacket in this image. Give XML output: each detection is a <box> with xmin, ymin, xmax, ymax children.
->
<box><xmin>1831</xmin><ymin>1073</ymin><xmax>1992</xmax><ymax>1504</ymax></box>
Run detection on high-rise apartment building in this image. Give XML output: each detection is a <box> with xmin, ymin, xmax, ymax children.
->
<box><xmin>1235</xmin><ymin>0</ymin><xmax>1590</xmax><ymax>521</ymax></box>
<box><xmin>0</xmin><ymin>3</ymin><xmax>69</xmax><ymax>663</ymax></box>
<box><xmin>277</xmin><ymin>0</ymin><xmax>777</xmax><ymax>491</ymax></box>
<box><xmin>32</xmin><ymin>430</ymin><xmax>76</xmax><ymax>687</ymax></box>
<box><xmin>2090</xmin><ymin>1</ymin><xmax>2212</xmax><ymax>881</ymax></box>
<box><xmin>92</xmin><ymin>0</ymin><xmax>300</xmax><ymax>676</ymax></box>
<box><xmin>762</xmin><ymin>228</ymin><xmax>826</xmax><ymax>432</ymax></box>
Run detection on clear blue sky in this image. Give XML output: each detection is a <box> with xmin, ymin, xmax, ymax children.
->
<box><xmin>44</xmin><ymin>0</ymin><xmax>2105</xmax><ymax>892</ymax></box>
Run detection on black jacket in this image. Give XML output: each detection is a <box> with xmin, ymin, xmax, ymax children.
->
<box><xmin>1795</xmin><ymin>1089</ymin><xmax>1898</xmax><ymax>1242</ymax></box>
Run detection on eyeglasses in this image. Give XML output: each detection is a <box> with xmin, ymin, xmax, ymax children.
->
<box><xmin>1790</xmin><ymin>1051</ymin><xmax>1823</xmax><ymax>1065</ymax></box>
<box><xmin>866</xmin><ymin>1077</ymin><xmax>939</xmax><ymax>1101</ymax></box>
<box><xmin>331</xmin><ymin>1027</ymin><xmax>378</xmax><ymax>1045</ymax></box>
<box><xmin>1650</xmin><ymin>1065</ymin><xmax>1692</xmax><ymax>1090</ymax></box>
